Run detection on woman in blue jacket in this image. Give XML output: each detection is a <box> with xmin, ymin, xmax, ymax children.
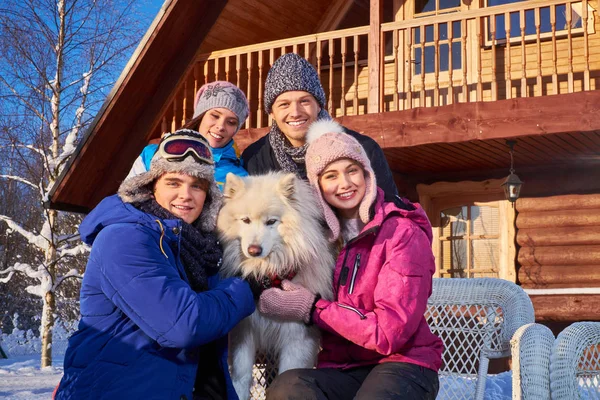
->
<box><xmin>56</xmin><ymin>130</ymin><xmax>255</xmax><ymax>400</ymax></box>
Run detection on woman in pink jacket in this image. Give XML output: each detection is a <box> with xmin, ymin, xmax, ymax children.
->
<box><xmin>258</xmin><ymin>120</ymin><xmax>444</xmax><ymax>399</ymax></box>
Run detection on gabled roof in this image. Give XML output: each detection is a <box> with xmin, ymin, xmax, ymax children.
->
<box><xmin>48</xmin><ymin>0</ymin><xmax>227</xmax><ymax>212</ymax></box>
<box><xmin>48</xmin><ymin>0</ymin><xmax>600</xmax><ymax>212</ymax></box>
<box><xmin>48</xmin><ymin>0</ymin><xmax>346</xmax><ymax>212</ymax></box>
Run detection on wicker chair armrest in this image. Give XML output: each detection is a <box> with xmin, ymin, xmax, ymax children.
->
<box><xmin>511</xmin><ymin>322</ymin><xmax>554</xmax><ymax>400</ymax></box>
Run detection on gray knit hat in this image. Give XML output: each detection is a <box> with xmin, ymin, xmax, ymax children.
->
<box><xmin>184</xmin><ymin>81</ymin><xmax>249</xmax><ymax>131</ymax></box>
<box><xmin>118</xmin><ymin>129</ymin><xmax>223</xmax><ymax>231</ymax></box>
<box><xmin>264</xmin><ymin>53</ymin><xmax>327</xmax><ymax>113</ymax></box>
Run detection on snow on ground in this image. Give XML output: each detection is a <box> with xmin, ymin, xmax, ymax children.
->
<box><xmin>0</xmin><ymin>353</ymin><xmax>513</xmax><ymax>399</ymax></box>
<box><xmin>0</xmin><ymin>317</ymin><xmax>514</xmax><ymax>399</ymax></box>
<box><xmin>0</xmin><ymin>354</ymin><xmax>62</xmax><ymax>400</ymax></box>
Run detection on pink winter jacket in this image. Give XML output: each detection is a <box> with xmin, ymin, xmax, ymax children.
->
<box><xmin>312</xmin><ymin>189</ymin><xmax>444</xmax><ymax>372</ymax></box>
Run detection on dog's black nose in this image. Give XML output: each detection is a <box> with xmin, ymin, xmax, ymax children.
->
<box><xmin>247</xmin><ymin>245</ymin><xmax>262</xmax><ymax>257</ymax></box>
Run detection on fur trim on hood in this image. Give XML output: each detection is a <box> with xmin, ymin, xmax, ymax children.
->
<box><xmin>118</xmin><ymin>154</ymin><xmax>223</xmax><ymax>232</ymax></box>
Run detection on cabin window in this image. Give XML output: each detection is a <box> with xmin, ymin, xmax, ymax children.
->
<box><xmin>439</xmin><ymin>203</ymin><xmax>500</xmax><ymax>278</ymax></box>
<box><xmin>413</xmin><ymin>22</ymin><xmax>463</xmax><ymax>75</ymax></box>
<box><xmin>417</xmin><ymin>179</ymin><xmax>517</xmax><ymax>282</ymax></box>
<box><xmin>413</xmin><ymin>0</ymin><xmax>463</xmax><ymax>75</ymax></box>
<box><xmin>484</xmin><ymin>0</ymin><xmax>592</xmax><ymax>45</ymax></box>
<box><xmin>415</xmin><ymin>0</ymin><xmax>461</xmax><ymax>15</ymax></box>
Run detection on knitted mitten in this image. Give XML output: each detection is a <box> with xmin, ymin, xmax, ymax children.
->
<box><xmin>258</xmin><ymin>280</ymin><xmax>317</xmax><ymax>324</ymax></box>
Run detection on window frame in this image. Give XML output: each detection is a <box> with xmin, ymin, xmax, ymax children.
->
<box><xmin>481</xmin><ymin>0</ymin><xmax>595</xmax><ymax>48</ymax></box>
<box><xmin>417</xmin><ymin>179</ymin><xmax>517</xmax><ymax>282</ymax></box>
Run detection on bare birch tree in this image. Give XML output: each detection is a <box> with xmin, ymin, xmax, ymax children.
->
<box><xmin>0</xmin><ymin>0</ymin><xmax>151</xmax><ymax>367</ymax></box>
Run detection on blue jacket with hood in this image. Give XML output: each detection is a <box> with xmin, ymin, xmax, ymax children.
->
<box><xmin>56</xmin><ymin>194</ymin><xmax>255</xmax><ymax>400</ymax></box>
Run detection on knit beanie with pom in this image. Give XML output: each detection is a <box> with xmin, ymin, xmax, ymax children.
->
<box><xmin>184</xmin><ymin>81</ymin><xmax>249</xmax><ymax>131</ymax></box>
<box><xmin>305</xmin><ymin>120</ymin><xmax>377</xmax><ymax>242</ymax></box>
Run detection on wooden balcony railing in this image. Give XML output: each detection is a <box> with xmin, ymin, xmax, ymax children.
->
<box><xmin>160</xmin><ymin>0</ymin><xmax>596</xmax><ymax>133</ymax></box>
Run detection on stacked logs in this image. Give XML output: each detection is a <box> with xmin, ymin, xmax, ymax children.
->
<box><xmin>516</xmin><ymin>193</ymin><xmax>600</xmax><ymax>321</ymax></box>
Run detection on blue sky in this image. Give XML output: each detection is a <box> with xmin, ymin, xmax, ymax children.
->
<box><xmin>141</xmin><ymin>0</ymin><xmax>166</xmax><ymax>23</ymax></box>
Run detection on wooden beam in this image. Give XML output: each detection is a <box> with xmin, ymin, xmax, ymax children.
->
<box><xmin>336</xmin><ymin>91</ymin><xmax>600</xmax><ymax>148</ymax></box>
<box><xmin>517</xmin><ymin>193</ymin><xmax>600</xmax><ymax>212</ymax></box>
<box><xmin>368</xmin><ymin>0</ymin><xmax>382</xmax><ymax>114</ymax></box>
<box><xmin>48</xmin><ymin>0</ymin><xmax>227</xmax><ymax>213</ymax></box>
<box><xmin>518</xmin><ymin>245</ymin><xmax>600</xmax><ymax>267</ymax></box>
<box><xmin>520</xmin><ymin>265</ymin><xmax>600</xmax><ymax>287</ymax></box>
<box><xmin>531</xmin><ymin>294</ymin><xmax>600</xmax><ymax>321</ymax></box>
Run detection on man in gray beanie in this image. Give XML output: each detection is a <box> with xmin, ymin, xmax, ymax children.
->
<box><xmin>241</xmin><ymin>52</ymin><xmax>398</xmax><ymax>198</ymax></box>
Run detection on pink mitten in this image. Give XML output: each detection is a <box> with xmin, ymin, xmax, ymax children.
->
<box><xmin>258</xmin><ymin>280</ymin><xmax>317</xmax><ymax>323</ymax></box>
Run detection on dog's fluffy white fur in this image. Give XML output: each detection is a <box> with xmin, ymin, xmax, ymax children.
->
<box><xmin>217</xmin><ymin>172</ymin><xmax>335</xmax><ymax>400</ymax></box>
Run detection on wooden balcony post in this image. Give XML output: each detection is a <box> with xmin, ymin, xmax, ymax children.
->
<box><xmin>368</xmin><ymin>0</ymin><xmax>382</xmax><ymax>114</ymax></box>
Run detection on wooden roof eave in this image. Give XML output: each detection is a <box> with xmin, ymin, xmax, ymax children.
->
<box><xmin>47</xmin><ymin>0</ymin><xmax>227</xmax><ymax>213</ymax></box>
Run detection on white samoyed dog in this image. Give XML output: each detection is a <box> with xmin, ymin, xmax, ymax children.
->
<box><xmin>217</xmin><ymin>172</ymin><xmax>336</xmax><ymax>400</ymax></box>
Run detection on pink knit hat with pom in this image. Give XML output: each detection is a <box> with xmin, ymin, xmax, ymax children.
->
<box><xmin>305</xmin><ymin>120</ymin><xmax>377</xmax><ymax>242</ymax></box>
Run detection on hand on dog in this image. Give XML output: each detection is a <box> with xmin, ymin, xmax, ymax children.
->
<box><xmin>258</xmin><ymin>280</ymin><xmax>318</xmax><ymax>324</ymax></box>
<box><xmin>245</xmin><ymin>277</ymin><xmax>264</xmax><ymax>300</ymax></box>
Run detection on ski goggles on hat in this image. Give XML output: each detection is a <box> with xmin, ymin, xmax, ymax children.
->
<box><xmin>159</xmin><ymin>133</ymin><xmax>214</xmax><ymax>165</ymax></box>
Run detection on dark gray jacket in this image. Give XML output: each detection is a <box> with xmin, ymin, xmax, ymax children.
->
<box><xmin>241</xmin><ymin>127</ymin><xmax>398</xmax><ymax>198</ymax></box>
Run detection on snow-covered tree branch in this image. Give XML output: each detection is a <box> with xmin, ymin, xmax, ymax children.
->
<box><xmin>0</xmin><ymin>0</ymin><xmax>153</xmax><ymax>367</ymax></box>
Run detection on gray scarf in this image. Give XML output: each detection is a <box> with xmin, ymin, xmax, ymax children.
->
<box><xmin>268</xmin><ymin>109</ymin><xmax>331</xmax><ymax>179</ymax></box>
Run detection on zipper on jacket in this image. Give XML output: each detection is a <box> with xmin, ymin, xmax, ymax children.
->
<box><xmin>336</xmin><ymin>303</ymin><xmax>366</xmax><ymax>320</ymax></box>
<box><xmin>336</xmin><ymin>249</ymin><xmax>352</xmax><ymax>299</ymax></box>
<box><xmin>348</xmin><ymin>253</ymin><xmax>361</xmax><ymax>295</ymax></box>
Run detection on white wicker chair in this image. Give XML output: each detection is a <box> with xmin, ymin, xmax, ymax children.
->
<box><xmin>511</xmin><ymin>322</ymin><xmax>555</xmax><ymax>399</ymax></box>
<box><xmin>248</xmin><ymin>278</ymin><xmax>542</xmax><ymax>400</ymax></box>
<box><xmin>550</xmin><ymin>322</ymin><xmax>600</xmax><ymax>400</ymax></box>
<box><xmin>427</xmin><ymin>278</ymin><xmax>535</xmax><ymax>400</ymax></box>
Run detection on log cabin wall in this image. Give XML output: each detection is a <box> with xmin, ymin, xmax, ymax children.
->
<box><xmin>415</xmin><ymin>163</ymin><xmax>600</xmax><ymax>323</ymax></box>
<box><xmin>516</xmin><ymin>193</ymin><xmax>600</xmax><ymax>289</ymax></box>
<box><xmin>516</xmin><ymin>192</ymin><xmax>600</xmax><ymax>322</ymax></box>
<box><xmin>514</xmin><ymin>164</ymin><xmax>600</xmax><ymax>323</ymax></box>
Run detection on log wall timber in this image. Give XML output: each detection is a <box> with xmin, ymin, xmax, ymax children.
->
<box><xmin>531</xmin><ymin>295</ymin><xmax>600</xmax><ymax>321</ymax></box>
<box><xmin>516</xmin><ymin>193</ymin><xmax>600</xmax><ymax>292</ymax></box>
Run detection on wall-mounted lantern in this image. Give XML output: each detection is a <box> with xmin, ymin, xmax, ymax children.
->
<box><xmin>501</xmin><ymin>140</ymin><xmax>523</xmax><ymax>203</ymax></box>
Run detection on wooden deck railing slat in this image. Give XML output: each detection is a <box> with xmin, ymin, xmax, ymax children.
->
<box><xmin>491</xmin><ymin>16</ymin><xmax>498</xmax><ymax>101</ymax></box>
<box><xmin>505</xmin><ymin>11</ymin><xmax>512</xmax><ymax>100</ymax></box>
<box><xmin>566</xmin><ymin>4</ymin><xmax>574</xmax><ymax>93</ymax></box>
<box><xmin>535</xmin><ymin>8</ymin><xmax>542</xmax><ymax>97</ymax></box>
<box><xmin>520</xmin><ymin>10</ymin><xmax>527</xmax><ymax>97</ymax></box>
<box><xmin>582</xmin><ymin>0</ymin><xmax>590</xmax><ymax>91</ymax></box>
<box><xmin>550</xmin><ymin>5</ymin><xmax>559</xmax><ymax>95</ymax></box>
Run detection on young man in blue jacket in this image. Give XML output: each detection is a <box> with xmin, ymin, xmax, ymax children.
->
<box><xmin>56</xmin><ymin>130</ymin><xmax>255</xmax><ymax>400</ymax></box>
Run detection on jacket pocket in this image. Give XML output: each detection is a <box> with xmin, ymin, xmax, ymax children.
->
<box><xmin>395</xmin><ymin>264</ymin><xmax>426</xmax><ymax>300</ymax></box>
<box><xmin>336</xmin><ymin>303</ymin><xmax>366</xmax><ymax>320</ymax></box>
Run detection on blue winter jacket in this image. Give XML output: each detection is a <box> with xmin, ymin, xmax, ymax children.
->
<box><xmin>211</xmin><ymin>140</ymin><xmax>248</xmax><ymax>190</ymax></box>
<box><xmin>134</xmin><ymin>140</ymin><xmax>248</xmax><ymax>191</ymax></box>
<box><xmin>56</xmin><ymin>195</ymin><xmax>255</xmax><ymax>400</ymax></box>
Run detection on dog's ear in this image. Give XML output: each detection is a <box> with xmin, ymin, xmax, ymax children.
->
<box><xmin>278</xmin><ymin>173</ymin><xmax>297</xmax><ymax>200</ymax></box>
<box><xmin>223</xmin><ymin>173</ymin><xmax>245</xmax><ymax>199</ymax></box>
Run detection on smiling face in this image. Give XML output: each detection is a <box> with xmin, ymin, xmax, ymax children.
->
<box><xmin>318</xmin><ymin>158</ymin><xmax>366</xmax><ymax>220</ymax></box>
<box><xmin>197</xmin><ymin>107</ymin><xmax>239</xmax><ymax>148</ymax></box>
<box><xmin>269</xmin><ymin>91</ymin><xmax>321</xmax><ymax>147</ymax></box>
<box><xmin>153</xmin><ymin>172</ymin><xmax>208</xmax><ymax>224</ymax></box>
